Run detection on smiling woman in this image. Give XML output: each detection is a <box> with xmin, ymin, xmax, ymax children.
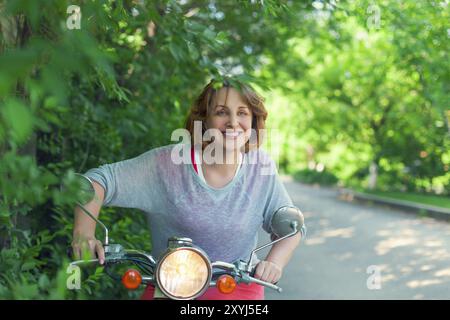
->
<box><xmin>76</xmin><ymin>78</ymin><xmax>306</xmax><ymax>300</ymax></box>
<box><xmin>185</xmin><ymin>79</ymin><xmax>268</xmax><ymax>155</ymax></box>
<box><xmin>183</xmin><ymin>79</ymin><xmax>269</xmax><ymax>189</ymax></box>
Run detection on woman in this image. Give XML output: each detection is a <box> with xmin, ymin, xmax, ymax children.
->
<box><xmin>72</xmin><ymin>79</ymin><xmax>306</xmax><ymax>300</ymax></box>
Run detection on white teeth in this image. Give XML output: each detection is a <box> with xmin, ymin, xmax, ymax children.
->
<box><xmin>224</xmin><ymin>131</ymin><xmax>241</xmax><ymax>137</ymax></box>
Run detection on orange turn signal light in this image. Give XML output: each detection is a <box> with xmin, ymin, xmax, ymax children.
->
<box><xmin>216</xmin><ymin>275</ymin><xmax>237</xmax><ymax>294</ymax></box>
<box><xmin>122</xmin><ymin>269</ymin><xmax>142</xmax><ymax>290</ymax></box>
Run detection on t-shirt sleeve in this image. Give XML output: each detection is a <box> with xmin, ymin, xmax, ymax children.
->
<box><xmin>83</xmin><ymin>149</ymin><xmax>157</xmax><ymax>209</ymax></box>
<box><xmin>262</xmin><ymin>173</ymin><xmax>294</xmax><ymax>234</ymax></box>
<box><xmin>261</xmin><ymin>156</ymin><xmax>307</xmax><ymax>239</ymax></box>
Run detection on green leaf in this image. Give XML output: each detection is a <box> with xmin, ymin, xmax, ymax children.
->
<box><xmin>21</xmin><ymin>261</ymin><xmax>36</xmax><ymax>272</ymax></box>
<box><xmin>168</xmin><ymin>43</ymin><xmax>182</xmax><ymax>62</ymax></box>
<box><xmin>38</xmin><ymin>274</ymin><xmax>50</xmax><ymax>289</ymax></box>
<box><xmin>1</xmin><ymin>99</ymin><xmax>34</xmax><ymax>145</ymax></box>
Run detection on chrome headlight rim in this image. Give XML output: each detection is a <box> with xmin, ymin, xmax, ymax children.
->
<box><xmin>155</xmin><ymin>246</ymin><xmax>212</xmax><ymax>300</ymax></box>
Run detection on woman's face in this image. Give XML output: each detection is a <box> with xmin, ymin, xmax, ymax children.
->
<box><xmin>206</xmin><ymin>87</ymin><xmax>253</xmax><ymax>154</ymax></box>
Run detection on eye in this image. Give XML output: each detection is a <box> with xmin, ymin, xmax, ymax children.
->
<box><xmin>216</xmin><ymin>110</ymin><xmax>227</xmax><ymax>116</ymax></box>
<box><xmin>238</xmin><ymin>111</ymin><xmax>249</xmax><ymax>116</ymax></box>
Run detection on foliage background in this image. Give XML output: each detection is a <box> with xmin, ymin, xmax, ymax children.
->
<box><xmin>0</xmin><ymin>0</ymin><xmax>448</xmax><ymax>299</ymax></box>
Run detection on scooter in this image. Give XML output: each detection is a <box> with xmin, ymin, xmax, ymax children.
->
<box><xmin>70</xmin><ymin>174</ymin><xmax>305</xmax><ymax>300</ymax></box>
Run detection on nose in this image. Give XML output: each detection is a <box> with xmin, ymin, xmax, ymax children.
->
<box><xmin>227</xmin><ymin>113</ymin><xmax>239</xmax><ymax>129</ymax></box>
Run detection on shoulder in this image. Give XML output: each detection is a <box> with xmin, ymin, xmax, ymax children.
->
<box><xmin>124</xmin><ymin>144</ymin><xmax>179</xmax><ymax>173</ymax></box>
<box><xmin>142</xmin><ymin>143</ymin><xmax>193</xmax><ymax>173</ymax></box>
<box><xmin>246</xmin><ymin>147</ymin><xmax>275</xmax><ymax>166</ymax></box>
<box><xmin>245</xmin><ymin>148</ymin><xmax>278</xmax><ymax>176</ymax></box>
<box><xmin>139</xmin><ymin>144</ymin><xmax>178</xmax><ymax>161</ymax></box>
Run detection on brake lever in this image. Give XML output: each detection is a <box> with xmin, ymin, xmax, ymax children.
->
<box><xmin>245</xmin><ymin>274</ymin><xmax>283</xmax><ymax>293</ymax></box>
<box><xmin>70</xmin><ymin>258</ymin><xmax>100</xmax><ymax>266</ymax></box>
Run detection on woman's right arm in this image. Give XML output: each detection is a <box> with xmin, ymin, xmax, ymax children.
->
<box><xmin>72</xmin><ymin>180</ymin><xmax>106</xmax><ymax>265</ymax></box>
<box><xmin>71</xmin><ymin>148</ymin><xmax>160</xmax><ymax>264</ymax></box>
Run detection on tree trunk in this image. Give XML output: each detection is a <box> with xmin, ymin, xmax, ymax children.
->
<box><xmin>368</xmin><ymin>161</ymin><xmax>378</xmax><ymax>190</ymax></box>
<box><xmin>0</xmin><ymin>10</ymin><xmax>34</xmax><ymax>246</ymax></box>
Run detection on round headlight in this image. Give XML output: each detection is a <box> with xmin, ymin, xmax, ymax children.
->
<box><xmin>156</xmin><ymin>247</ymin><xmax>211</xmax><ymax>300</ymax></box>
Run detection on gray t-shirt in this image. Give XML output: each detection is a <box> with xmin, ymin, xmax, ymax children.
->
<box><xmin>84</xmin><ymin>143</ymin><xmax>304</xmax><ymax>265</ymax></box>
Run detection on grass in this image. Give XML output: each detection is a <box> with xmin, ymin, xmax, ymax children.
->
<box><xmin>355</xmin><ymin>189</ymin><xmax>450</xmax><ymax>209</ymax></box>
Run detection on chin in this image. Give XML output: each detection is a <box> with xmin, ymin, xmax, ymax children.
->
<box><xmin>223</xmin><ymin>140</ymin><xmax>245</xmax><ymax>153</ymax></box>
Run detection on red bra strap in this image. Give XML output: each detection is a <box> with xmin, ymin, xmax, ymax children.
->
<box><xmin>191</xmin><ymin>146</ymin><xmax>198</xmax><ymax>174</ymax></box>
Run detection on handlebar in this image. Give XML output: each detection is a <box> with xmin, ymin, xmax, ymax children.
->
<box><xmin>211</xmin><ymin>260</ymin><xmax>282</xmax><ymax>292</ymax></box>
<box><xmin>70</xmin><ymin>246</ymin><xmax>283</xmax><ymax>293</ymax></box>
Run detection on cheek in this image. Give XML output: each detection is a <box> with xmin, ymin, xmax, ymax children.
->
<box><xmin>208</xmin><ymin>117</ymin><xmax>224</xmax><ymax>129</ymax></box>
<box><xmin>242</xmin><ymin>117</ymin><xmax>253</xmax><ymax>130</ymax></box>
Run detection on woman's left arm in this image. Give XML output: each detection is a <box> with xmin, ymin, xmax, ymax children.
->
<box><xmin>254</xmin><ymin>232</ymin><xmax>302</xmax><ymax>284</ymax></box>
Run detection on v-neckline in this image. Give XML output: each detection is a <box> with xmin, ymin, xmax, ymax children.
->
<box><xmin>194</xmin><ymin>148</ymin><xmax>243</xmax><ymax>185</ymax></box>
<box><xmin>189</xmin><ymin>146</ymin><xmax>245</xmax><ymax>191</ymax></box>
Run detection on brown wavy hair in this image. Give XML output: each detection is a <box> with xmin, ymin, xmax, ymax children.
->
<box><xmin>185</xmin><ymin>78</ymin><xmax>268</xmax><ymax>153</ymax></box>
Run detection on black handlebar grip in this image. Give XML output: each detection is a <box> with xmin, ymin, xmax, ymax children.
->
<box><xmin>67</xmin><ymin>246</ymin><xmax>74</xmax><ymax>259</ymax></box>
<box><xmin>250</xmin><ymin>266</ymin><xmax>256</xmax><ymax>277</ymax></box>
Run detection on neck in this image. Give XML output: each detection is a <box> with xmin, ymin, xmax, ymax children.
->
<box><xmin>202</xmin><ymin>149</ymin><xmax>241</xmax><ymax>175</ymax></box>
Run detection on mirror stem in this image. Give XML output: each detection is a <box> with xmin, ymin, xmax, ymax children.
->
<box><xmin>246</xmin><ymin>222</ymin><xmax>298</xmax><ymax>273</ymax></box>
<box><xmin>76</xmin><ymin>202</ymin><xmax>109</xmax><ymax>246</ymax></box>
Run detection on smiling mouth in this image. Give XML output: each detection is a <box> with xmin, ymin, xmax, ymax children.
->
<box><xmin>222</xmin><ymin>131</ymin><xmax>243</xmax><ymax>139</ymax></box>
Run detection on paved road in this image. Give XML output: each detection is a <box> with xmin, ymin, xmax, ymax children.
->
<box><xmin>258</xmin><ymin>177</ymin><xmax>450</xmax><ymax>300</ymax></box>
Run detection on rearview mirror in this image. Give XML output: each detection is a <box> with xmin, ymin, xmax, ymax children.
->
<box><xmin>270</xmin><ymin>206</ymin><xmax>304</xmax><ymax>238</ymax></box>
<box><xmin>74</xmin><ymin>173</ymin><xmax>96</xmax><ymax>205</ymax></box>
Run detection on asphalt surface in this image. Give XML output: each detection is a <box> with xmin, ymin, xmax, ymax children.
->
<box><xmin>258</xmin><ymin>177</ymin><xmax>450</xmax><ymax>300</ymax></box>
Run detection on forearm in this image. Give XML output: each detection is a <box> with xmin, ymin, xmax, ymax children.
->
<box><xmin>74</xmin><ymin>207</ymin><xmax>98</xmax><ymax>237</ymax></box>
<box><xmin>72</xmin><ymin>181</ymin><xmax>106</xmax><ymax>263</ymax></box>
<box><xmin>264</xmin><ymin>232</ymin><xmax>302</xmax><ymax>269</ymax></box>
<box><xmin>73</xmin><ymin>181</ymin><xmax>105</xmax><ymax>237</ymax></box>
